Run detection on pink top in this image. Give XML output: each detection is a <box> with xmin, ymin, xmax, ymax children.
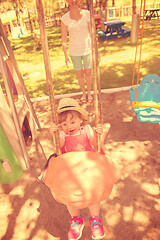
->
<box><xmin>61</xmin><ymin>9</ymin><xmax>92</xmax><ymax>56</ymax></box>
<box><xmin>60</xmin><ymin>125</ymin><xmax>96</xmax><ymax>153</ymax></box>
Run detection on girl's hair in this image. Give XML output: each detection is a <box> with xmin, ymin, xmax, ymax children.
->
<box><xmin>58</xmin><ymin>110</ymin><xmax>87</xmax><ymax>125</ymax></box>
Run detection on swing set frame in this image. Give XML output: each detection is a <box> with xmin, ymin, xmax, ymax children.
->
<box><xmin>36</xmin><ymin>0</ymin><xmax>103</xmax><ymax>154</ymax></box>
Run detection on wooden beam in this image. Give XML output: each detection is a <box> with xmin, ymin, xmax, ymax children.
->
<box><xmin>0</xmin><ymin>50</ymin><xmax>30</xmax><ymax>170</ymax></box>
<box><xmin>0</xmin><ymin>19</ymin><xmax>41</xmax><ymax>130</ymax></box>
<box><xmin>36</xmin><ymin>0</ymin><xmax>61</xmax><ymax>155</ymax></box>
<box><xmin>89</xmin><ymin>0</ymin><xmax>102</xmax><ymax>153</ymax></box>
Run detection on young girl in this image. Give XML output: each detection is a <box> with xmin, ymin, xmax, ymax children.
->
<box><xmin>51</xmin><ymin>97</ymin><xmax>111</xmax><ymax>240</ymax></box>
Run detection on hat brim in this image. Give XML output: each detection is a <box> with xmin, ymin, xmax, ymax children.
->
<box><xmin>57</xmin><ymin>106</ymin><xmax>88</xmax><ymax>120</ymax></box>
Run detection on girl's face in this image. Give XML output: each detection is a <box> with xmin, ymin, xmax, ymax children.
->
<box><xmin>60</xmin><ymin>112</ymin><xmax>82</xmax><ymax>135</ymax></box>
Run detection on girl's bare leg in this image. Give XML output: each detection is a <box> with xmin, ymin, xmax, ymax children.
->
<box><xmin>67</xmin><ymin>205</ymin><xmax>81</xmax><ymax>217</ymax></box>
<box><xmin>89</xmin><ymin>203</ymin><xmax>105</xmax><ymax>239</ymax></box>
<box><xmin>88</xmin><ymin>203</ymin><xmax>100</xmax><ymax>216</ymax></box>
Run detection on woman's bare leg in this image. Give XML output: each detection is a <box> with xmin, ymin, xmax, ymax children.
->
<box><xmin>84</xmin><ymin>68</ymin><xmax>92</xmax><ymax>100</ymax></box>
<box><xmin>76</xmin><ymin>69</ymin><xmax>86</xmax><ymax>101</ymax></box>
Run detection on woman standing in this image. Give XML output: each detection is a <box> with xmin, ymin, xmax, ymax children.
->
<box><xmin>61</xmin><ymin>0</ymin><xmax>93</xmax><ymax>103</ymax></box>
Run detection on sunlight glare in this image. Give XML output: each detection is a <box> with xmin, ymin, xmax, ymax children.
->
<box><xmin>13</xmin><ymin>199</ymin><xmax>40</xmax><ymax>239</ymax></box>
<box><xmin>0</xmin><ymin>196</ymin><xmax>12</xmax><ymax>236</ymax></box>
<box><xmin>10</xmin><ymin>185</ymin><xmax>25</xmax><ymax>197</ymax></box>
<box><xmin>105</xmin><ymin>210</ymin><xmax>121</xmax><ymax>227</ymax></box>
<box><xmin>133</xmin><ymin>210</ymin><xmax>149</xmax><ymax>224</ymax></box>
<box><xmin>155</xmin><ymin>201</ymin><xmax>160</xmax><ymax>211</ymax></box>
<box><xmin>141</xmin><ymin>183</ymin><xmax>159</xmax><ymax>195</ymax></box>
<box><xmin>122</xmin><ymin>116</ymin><xmax>133</xmax><ymax>122</ymax></box>
<box><xmin>123</xmin><ymin>206</ymin><xmax>133</xmax><ymax>222</ymax></box>
<box><xmin>32</xmin><ymin>229</ymin><xmax>60</xmax><ymax>240</ymax></box>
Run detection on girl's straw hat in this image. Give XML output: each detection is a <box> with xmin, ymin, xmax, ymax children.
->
<box><xmin>57</xmin><ymin>98</ymin><xmax>88</xmax><ymax>120</ymax></box>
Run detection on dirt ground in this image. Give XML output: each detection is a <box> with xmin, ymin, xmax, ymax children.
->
<box><xmin>0</xmin><ymin>90</ymin><xmax>160</xmax><ymax>240</ymax></box>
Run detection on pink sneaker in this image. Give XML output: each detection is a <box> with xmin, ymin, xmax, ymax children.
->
<box><xmin>68</xmin><ymin>216</ymin><xmax>85</xmax><ymax>240</ymax></box>
<box><xmin>89</xmin><ymin>216</ymin><xmax>105</xmax><ymax>239</ymax></box>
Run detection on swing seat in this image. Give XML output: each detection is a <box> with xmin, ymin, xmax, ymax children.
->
<box><xmin>43</xmin><ymin>151</ymin><xmax>120</xmax><ymax>209</ymax></box>
<box><xmin>129</xmin><ymin>74</ymin><xmax>160</xmax><ymax>123</ymax></box>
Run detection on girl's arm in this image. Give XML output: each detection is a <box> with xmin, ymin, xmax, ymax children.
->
<box><xmin>87</xmin><ymin>123</ymin><xmax>111</xmax><ymax>150</ymax></box>
<box><xmin>85</xmin><ymin>124</ymin><xmax>97</xmax><ymax>150</ymax></box>
<box><xmin>61</xmin><ymin>21</ymin><xmax>70</xmax><ymax>68</ymax></box>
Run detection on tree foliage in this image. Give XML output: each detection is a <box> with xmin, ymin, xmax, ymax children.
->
<box><xmin>0</xmin><ymin>0</ymin><xmax>35</xmax><ymax>12</ymax></box>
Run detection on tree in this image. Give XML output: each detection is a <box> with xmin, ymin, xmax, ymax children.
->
<box><xmin>0</xmin><ymin>0</ymin><xmax>13</xmax><ymax>12</ymax></box>
<box><xmin>98</xmin><ymin>0</ymin><xmax>108</xmax><ymax>31</ymax></box>
<box><xmin>0</xmin><ymin>0</ymin><xmax>35</xmax><ymax>23</ymax></box>
<box><xmin>42</xmin><ymin>0</ymin><xmax>61</xmax><ymax>15</ymax></box>
<box><xmin>86</xmin><ymin>0</ymin><xmax>90</xmax><ymax>10</ymax></box>
<box><xmin>132</xmin><ymin>0</ymin><xmax>136</xmax><ymax>14</ymax></box>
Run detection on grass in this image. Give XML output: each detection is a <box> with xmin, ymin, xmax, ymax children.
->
<box><xmin>0</xmin><ymin>17</ymin><xmax>160</xmax><ymax>98</ymax></box>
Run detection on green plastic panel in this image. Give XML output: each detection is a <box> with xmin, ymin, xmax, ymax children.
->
<box><xmin>0</xmin><ymin>124</ymin><xmax>23</xmax><ymax>184</ymax></box>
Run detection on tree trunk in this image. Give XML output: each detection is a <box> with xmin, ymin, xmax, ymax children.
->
<box><xmin>15</xmin><ymin>8</ymin><xmax>20</xmax><ymax>25</ymax></box>
<box><xmin>105</xmin><ymin>0</ymin><xmax>108</xmax><ymax>22</ymax></box>
<box><xmin>132</xmin><ymin>0</ymin><xmax>136</xmax><ymax>14</ymax></box>
<box><xmin>27</xmin><ymin>9</ymin><xmax>33</xmax><ymax>33</ymax></box>
<box><xmin>99</xmin><ymin>0</ymin><xmax>108</xmax><ymax>31</ymax></box>
<box><xmin>86</xmin><ymin>0</ymin><xmax>90</xmax><ymax>10</ymax></box>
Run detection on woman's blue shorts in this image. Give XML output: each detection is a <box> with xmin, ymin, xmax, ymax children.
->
<box><xmin>70</xmin><ymin>53</ymin><xmax>92</xmax><ymax>71</ymax></box>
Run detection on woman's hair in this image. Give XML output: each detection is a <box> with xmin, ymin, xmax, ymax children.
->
<box><xmin>58</xmin><ymin>110</ymin><xmax>87</xmax><ymax>125</ymax></box>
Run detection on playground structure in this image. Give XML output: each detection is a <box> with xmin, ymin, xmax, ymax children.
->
<box><xmin>129</xmin><ymin>0</ymin><xmax>160</xmax><ymax>123</ymax></box>
<box><xmin>0</xmin><ymin>18</ymin><xmax>40</xmax><ymax>184</ymax></box>
<box><xmin>130</xmin><ymin>74</ymin><xmax>160</xmax><ymax>123</ymax></box>
<box><xmin>34</xmin><ymin>0</ymin><xmax>121</xmax><ymax>210</ymax></box>
<box><xmin>2</xmin><ymin>13</ymin><xmax>62</xmax><ymax>38</ymax></box>
<box><xmin>0</xmin><ymin>1</ymin><xmax>160</xmax><ymax>240</ymax></box>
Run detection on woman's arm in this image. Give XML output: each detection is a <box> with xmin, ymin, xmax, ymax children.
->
<box><xmin>88</xmin><ymin>20</ymin><xmax>91</xmax><ymax>37</ymax></box>
<box><xmin>61</xmin><ymin>21</ymin><xmax>70</xmax><ymax>68</ymax></box>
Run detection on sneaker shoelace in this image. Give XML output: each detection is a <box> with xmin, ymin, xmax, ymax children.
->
<box><xmin>90</xmin><ymin>220</ymin><xmax>102</xmax><ymax>228</ymax></box>
<box><xmin>71</xmin><ymin>220</ymin><xmax>81</xmax><ymax>228</ymax></box>
<box><xmin>70</xmin><ymin>217</ymin><xmax>83</xmax><ymax>228</ymax></box>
